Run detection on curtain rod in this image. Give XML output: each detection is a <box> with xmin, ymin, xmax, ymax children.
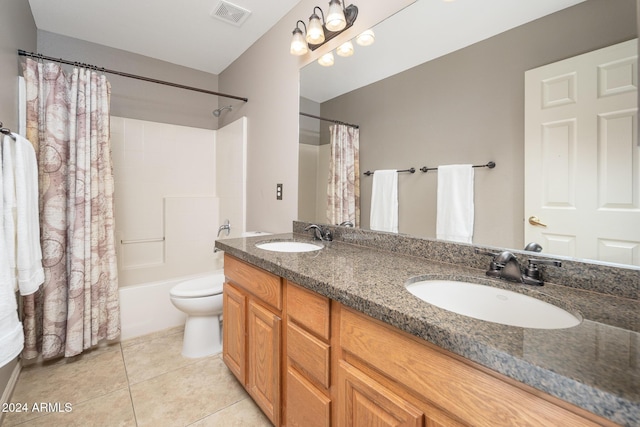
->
<box><xmin>18</xmin><ymin>49</ymin><xmax>248</xmax><ymax>102</ymax></box>
<box><xmin>299</xmin><ymin>112</ymin><xmax>359</xmax><ymax>129</ymax></box>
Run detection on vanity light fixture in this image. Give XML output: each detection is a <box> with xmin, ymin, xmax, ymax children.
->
<box><xmin>306</xmin><ymin>7</ymin><xmax>326</xmax><ymax>44</ymax></box>
<box><xmin>290</xmin><ymin>20</ymin><xmax>309</xmax><ymax>55</ymax></box>
<box><xmin>336</xmin><ymin>40</ymin><xmax>354</xmax><ymax>57</ymax></box>
<box><xmin>318</xmin><ymin>52</ymin><xmax>335</xmax><ymax>66</ymax></box>
<box><xmin>355</xmin><ymin>29</ymin><xmax>375</xmax><ymax>46</ymax></box>
<box><xmin>290</xmin><ymin>0</ymin><xmax>358</xmax><ymax>55</ymax></box>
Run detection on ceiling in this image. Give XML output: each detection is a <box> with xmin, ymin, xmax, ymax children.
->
<box><xmin>28</xmin><ymin>0</ymin><xmax>303</xmax><ymax>75</ymax></box>
<box><xmin>28</xmin><ymin>0</ymin><xmax>587</xmax><ymax>88</ymax></box>
<box><xmin>301</xmin><ymin>0</ymin><xmax>587</xmax><ymax>103</ymax></box>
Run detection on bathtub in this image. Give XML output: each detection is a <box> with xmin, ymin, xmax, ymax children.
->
<box><xmin>119</xmin><ymin>270</ymin><xmax>224</xmax><ymax>340</ymax></box>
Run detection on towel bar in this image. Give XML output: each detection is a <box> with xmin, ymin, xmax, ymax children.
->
<box><xmin>120</xmin><ymin>237</ymin><xmax>165</xmax><ymax>244</ymax></box>
<box><xmin>364</xmin><ymin>167</ymin><xmax>415</xmax><ymax>176</ymax></box>
<box><xmin>420</xmin><ymin>161</ymin><xmax>495</xmax><ymax>173</ymax></box>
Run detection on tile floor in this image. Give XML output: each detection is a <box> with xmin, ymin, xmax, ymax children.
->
<box><xmin>2</xmin><ymin>327</ymin><xmax>272</xmax><ymax>427</ymax></box>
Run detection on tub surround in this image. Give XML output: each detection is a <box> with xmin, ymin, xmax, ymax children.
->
<box><xmin>214</xmin><ymin>224</ymin><xmax>639</xmax><ymax>426</ymax></box>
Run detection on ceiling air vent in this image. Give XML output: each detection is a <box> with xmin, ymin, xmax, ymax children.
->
<box><xmin>211</xmin><ymin>1</ymin><xmax>252</xmax><ymax>27</ymax></box>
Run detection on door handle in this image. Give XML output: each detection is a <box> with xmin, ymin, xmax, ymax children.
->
<box><xmin>528</xmin><ymin>216</ymin><xmax>547</xmax><ymax>227</ymax></box>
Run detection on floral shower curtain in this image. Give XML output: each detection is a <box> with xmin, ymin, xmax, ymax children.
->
<box><xmin>21</xmin><ymin>58</ymin><xmax>120</xmax><ymax>359</ymax></box>
<box><xmin>326</xmin><ymin>124</ymin><xmax>360</xmax><ymax>226</ymax></box>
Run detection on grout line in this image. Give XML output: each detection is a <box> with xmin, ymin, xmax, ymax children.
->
<box><xmin>119</xmin><ymin>344</ymin><xmax>140</xmax><ymax>426</ymax></box>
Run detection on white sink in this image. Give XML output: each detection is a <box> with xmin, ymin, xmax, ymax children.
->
<box><xmin>255</xmin><ymin>240</ymin><xmax>323</xmax><ymax>253</ymax></box>
<box><xmin>406</xmin><ymin>280</ymin><xmax>581</xmax><ymax>329</ymax></box>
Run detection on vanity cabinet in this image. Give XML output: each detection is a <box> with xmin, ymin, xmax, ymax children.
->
<box><xmin>336</xmin><ymin>305</ymin><xmax>615</xmax><ymax>427</ymax></box>
<box><xmin>285</xmin><ymin>281</ymin><xmax>332</xmax><ymax>427</ymax></box>
<box><xmin>222</xmin><ymin>255</ymin><xmax>618</xmax><ymax>427</ymax></box>
<box><xmin>223</xmin><ymin>255</ymin><xmax>282</xmax><ymax>426</ymax></box>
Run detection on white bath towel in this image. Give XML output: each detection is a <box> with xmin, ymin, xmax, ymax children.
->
<box><xmin>436</xmin><ymin>164</ymin><xmax>474</xmax><ymax>243</ymax></box>
<box><xmin>0</xmin><ymin>136</ymin><xmax>24</xmax><ymax>368</ymax></box>
<box><xmin>13</xmin><ymin>134</ymin><xmax>44</xmax><ymax>295</ymax></box>
<box><xmin>370</xmin><ymin>170</ymin><xmax>398</xmax><ymax>233</ymax></box>
<box><xmin>2</xmin><ymin>135</ymin><xmax>17</xmax><ymax>289</ymax></box>
<box><xmin>3</xmin><ymin>134</ymin><xmax>44</xmax><ymax>295</ymax></box>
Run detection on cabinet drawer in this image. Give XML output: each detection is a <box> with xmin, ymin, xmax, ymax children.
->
<box><xmin>287</xmin><ymin>322</ymin><xmax>330</xmax><ymax>389</ymax></box>
<box><xmin>225</xmin><ymin>254</ymin><xmax>282</xmax><ymax>311</ymax></box>
<box><xmin>287</xmin><ymin>281</ymin><xmax>330</xmax><ymax>340</ymax></box>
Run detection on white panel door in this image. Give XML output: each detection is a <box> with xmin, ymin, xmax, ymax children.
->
<box><xmin>524</xmin><ymin>39</ymin><xmax>639</xmax><ymax>265</ymax></box>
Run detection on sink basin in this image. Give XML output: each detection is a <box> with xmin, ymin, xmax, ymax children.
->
<box><xmin>255</xmin><ymin>240</ymin><xmax>323</xmax><ymax>253</ymax></box>
<box><xmin>406</xmin><ymin>280</ymin><xmax>580</xmax><ymax>329</ymax></box>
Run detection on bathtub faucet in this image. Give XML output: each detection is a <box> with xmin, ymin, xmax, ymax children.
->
<box><xmin>217</xmin><ymin>220</ymin><xmax>231</xmax><ymax>238</ymax></box>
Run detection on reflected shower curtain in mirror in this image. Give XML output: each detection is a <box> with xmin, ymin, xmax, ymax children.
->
<box><xmin>327</xmin><ymin>124</ymin><xmax>360</xmax><ymax>226</ymax></box>
<box><xmin>21</xmin><ymin>58</ymin><xmax>120</xmax><ymax>359</ymax></box>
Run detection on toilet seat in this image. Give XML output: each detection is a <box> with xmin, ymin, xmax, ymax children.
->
<box><xmin>170</xmin><ymin>276</ymin><xmax>224</xmax><ymax>298</ymax></box>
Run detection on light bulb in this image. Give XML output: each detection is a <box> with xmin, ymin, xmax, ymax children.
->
<box><xmin>318</xmin><ymin>52</ymin><xmax>335</xmax><ymax>67</ymax></box>
<box><xmin>290</xmin><ymin>28</ymin><xmax>308</xmax><ymax>56</ymax></box>
<box><xmin>325</xmin><ymin>0</ymin><xmax>346</xmax><ymax>32</ymax></box>
<box><xmin>306</xmin><ymin>13</ymin><xmax>325</xmax><ymax>44</ymax></box>
<box><xmin>336</xmin><ymin>40</ymin><xmax>354</xmax><ymax>57</ymax></box>
<box><xmin>356</xmin><ymin>29</ymin><xmax>375</xmax><ymax>46</ymax></box>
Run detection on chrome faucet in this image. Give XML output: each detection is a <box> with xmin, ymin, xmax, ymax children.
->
<box><xmin>475</xmin><ymin>249</ymin><xmax>561</xmax><ymax>286</ymax></box>
<box><xmin>339</xmin><ymin>220</ymin><xmax>354</xmax><ymax>227</ymax></box>
<box><xmin>217</xmin><ymin>219</ymin><xmax>231</xmax><ymax>238</ymax></box>
<box><xmin>304</xmin><ymin>224</ymin><xmax>332</xmax><ymax>241</ymax></box>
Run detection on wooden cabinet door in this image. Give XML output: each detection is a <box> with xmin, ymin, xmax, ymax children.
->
<box><xmin>248</xmin><ymin>299</ymin><xmax>281</xmax><ymax>426</ymax></box>
<box><xmin>223</xmin><ymin>282</ymin><xmax>246</xmax><ymax>383</ymax></box>
<box><xmin>338</xmin><ymin>361</ymin><xmax>424</xmax><ymax>427</ymax></box>
<box><xmin>287</xmin><ymin>367</ymin><xmax>331</xmax><ymax>427</ymax></box>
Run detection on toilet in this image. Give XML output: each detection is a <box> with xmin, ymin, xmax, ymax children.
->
<box><xmin>170</xmin><ymin>273</ymin><xmax>225</xmax><ymax>358</ymax></box>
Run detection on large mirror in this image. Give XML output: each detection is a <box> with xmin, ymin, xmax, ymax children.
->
<box><xmin>299</xmin><ymin>0</ymin><xmax>639</xmax><ymax>267</ymax></box>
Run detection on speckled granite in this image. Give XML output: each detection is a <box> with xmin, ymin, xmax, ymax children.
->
<box><xmin>216</xmin><ymin>227</ymin><xmax>640</xmax><ymax>426</ymax></box>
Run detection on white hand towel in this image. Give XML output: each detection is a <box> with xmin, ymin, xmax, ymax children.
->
<box><xmin>436</xmin><ymin>164</ymin><xmax>474</xmax><ymax>243</ymax></box>
<box><xmin>370</xmin><ymin>170</ymin><xmax>398</xmax><ymax>233</ymax></box>
<box><xmin>12</xmin><ymin>134</ymin><xmax>44</xmax><ymax>295</ymax></box>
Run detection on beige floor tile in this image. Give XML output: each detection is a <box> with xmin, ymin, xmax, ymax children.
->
<box><xmin>4</xmin><ymin>350</ymin><xmax>128</xmax><ymax>426</ymax></box>
<box><xmin>121</xmin><ymin>326</ymin><xmax>184</xmax><ymax>349</ymax></box>
<box><xmin>122</xmin><ymin>330</ymin><xmax>198</xmax><ymax>385</ymax></box>
<box><xmin>187</xmin><ymin>397</ymin><xmax>273</xmax><ymax>427</ymax></box>
<box><xmin>20</xmin><ymin>341</ymin><xmax>122</xmax><ymax>370</ymax></box>
<box><xmin>4</xmin><ymin>387</ymin><xmax>136</xmax><ymax>427</ymax></box>
<box><xmin>130</xmin><ymin>357</ymin><xmax>248</xmax><ymax>427</ymax></box>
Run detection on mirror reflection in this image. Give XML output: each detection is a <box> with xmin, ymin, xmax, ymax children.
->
<box><xmin>298</xmin><ymin>0</ymin><xmax>639</xmax><ymax>267</ymax></box>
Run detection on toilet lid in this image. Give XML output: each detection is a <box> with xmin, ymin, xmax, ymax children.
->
<box><xmin>171</xmin><ymin>276</ymin><xmax>224</xmax><ymax>298</ymax></box>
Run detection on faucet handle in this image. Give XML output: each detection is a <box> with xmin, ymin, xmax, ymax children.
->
<box><xmin>523</xmin><ymin>258</ymin><xmax>562</xmax><ymax>286</ymax></box>
<box><xmin>475</xmin><ymin>249</ymin><xmax>502</xmax><ymax>277</ymax></box>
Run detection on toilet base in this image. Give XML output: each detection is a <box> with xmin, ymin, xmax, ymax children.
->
<box><xmin>182</xmin><ymin>315</ymin><xmax>222</xmax><ymax>358</ymax></box>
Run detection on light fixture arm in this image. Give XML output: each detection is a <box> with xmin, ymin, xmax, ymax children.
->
<box><xmin>295</xmin><ymin>19</ymin><xmax>307</xmax><ymax>34</ymax></box>
<box><xmin>312</xmin><ymin>6</ymin><xmax>325</xmax><ymax>24</ymax></box>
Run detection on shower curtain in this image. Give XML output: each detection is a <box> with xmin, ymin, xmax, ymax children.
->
<box><xmin>21</xmin><ymin>58</ymin><xmax>120</xmax><ymax>359</ymax></box>
<box><xmin>327</xmin><ymin>124</ymin><xmax>360</xmax><ymax>227</ymax></box>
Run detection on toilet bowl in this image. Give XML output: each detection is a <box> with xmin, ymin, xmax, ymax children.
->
<box><xmin>169</xmin><ymin>272</ymin><xmax>225</xmax><ymax>358</ymax></box>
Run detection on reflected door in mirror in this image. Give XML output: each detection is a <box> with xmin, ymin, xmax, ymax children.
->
<box><xmin>525</xmin><ymin>39</ymin><xmax>640</xmax><ymax>266</ymax></box>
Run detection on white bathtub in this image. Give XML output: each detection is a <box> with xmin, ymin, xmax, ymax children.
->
<box><xmin>119</xmin><ymin>270</ymin><xmax>224</xmax><ymax>340</ymax></box>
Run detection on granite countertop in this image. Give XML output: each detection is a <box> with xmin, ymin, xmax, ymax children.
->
<box><xmin>215</xmin><ymin>233</ymin><xmax>639</xmax><ymax>426</ymax></box>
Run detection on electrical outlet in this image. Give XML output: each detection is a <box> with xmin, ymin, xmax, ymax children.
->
<box><xmin>276</xmin><ymin>183</ymin><xmax>283</xmax><ymax>200</ymax></box>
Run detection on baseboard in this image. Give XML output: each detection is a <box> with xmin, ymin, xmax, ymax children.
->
<box><xmin>0</xmin><ymin>359</ymin><xmax>21</xmax><ymax>425</ymax></box>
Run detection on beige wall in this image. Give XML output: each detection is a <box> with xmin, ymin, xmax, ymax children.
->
<box><xmin>0</xmin><ymin>0</ymin><xmax>36</xmax><ymax>132</ymax></box>
<box><xmin>219</xmin><ymin>0</ymin><xmax>414</xmax><ymax>233</ymax></box>
<box><xmin>37</xmin><ymin>31</ymin><xmax>221</xmax><ymax>130</ymax></box>
<box><xmin>320</xmin><ymin>0</ymin><xmax>637</xmax><ymax>249</ymax></box>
